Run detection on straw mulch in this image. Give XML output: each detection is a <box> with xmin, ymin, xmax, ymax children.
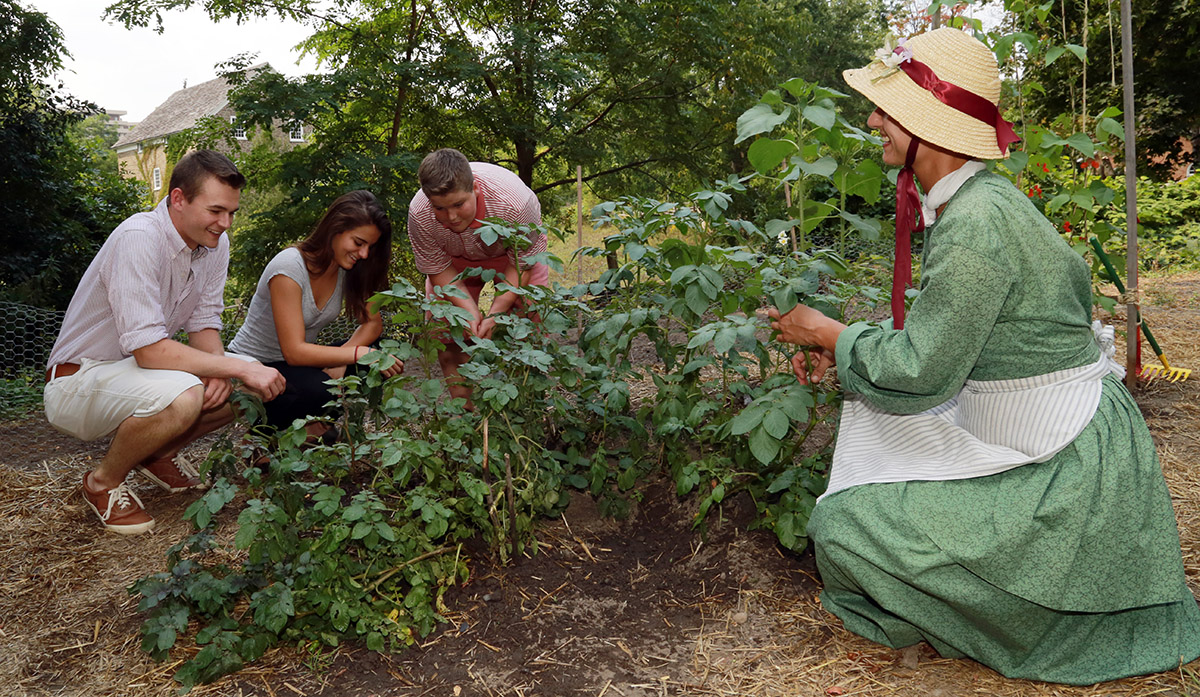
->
<box><xmin>1</xmin><ymin>272</ymin><xmax>1199</xmax><ymax>696</ymax></box>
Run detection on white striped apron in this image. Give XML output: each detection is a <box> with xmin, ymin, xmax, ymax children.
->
<box><xmin>820</xmin><ymin>323</ymin><xmax>1124</xmax><ymax>501</ymax></box>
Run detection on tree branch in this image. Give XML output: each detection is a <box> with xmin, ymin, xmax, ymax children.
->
<box><xmin>534</xmin><ymin>157</ymin><xmax>659</xmax><ymax>193</ymax></box>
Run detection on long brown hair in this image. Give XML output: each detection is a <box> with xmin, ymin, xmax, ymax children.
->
<box><xmin>297</xmin><ymin>190</ymin><xmax>392</xmax><ymax>322</ymax></box>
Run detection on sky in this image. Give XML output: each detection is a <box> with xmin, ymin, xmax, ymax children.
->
<box><xmin>27</xmin><ymin>0</ymin><xmax>319</xmax><ymax>122</ymax></box>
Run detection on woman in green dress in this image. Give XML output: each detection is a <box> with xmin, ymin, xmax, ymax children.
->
<box><xmin>768</xmin><ymin>27</ymin><xmax>1200</xmax><ymax>684</ymax></box>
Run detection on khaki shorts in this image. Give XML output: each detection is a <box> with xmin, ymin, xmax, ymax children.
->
<box><xmin>43</xmin><ymin>354</ymin><xmax>253</xmax><ymax>441</ymax></box>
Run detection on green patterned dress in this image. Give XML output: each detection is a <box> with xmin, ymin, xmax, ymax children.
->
<box><xmin>807</xmin><ymin>170</ymin><xmax>1200</xmax><ymax>684</ymax></box>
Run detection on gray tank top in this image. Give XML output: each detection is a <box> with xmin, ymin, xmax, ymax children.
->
<box><xmin>229</xmin><ymin>247</ymin><xmax>345</xmax><ymax>363</ymax></box>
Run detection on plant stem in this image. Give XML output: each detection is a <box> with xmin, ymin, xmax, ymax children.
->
<box><xmin>363</xmin><ymin>546</ymin><xmax>455</xmax><ymax>594</ymax></box>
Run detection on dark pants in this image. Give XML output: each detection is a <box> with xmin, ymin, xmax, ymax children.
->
<box><xmin>261</xmin><ymin>362</ymin><xmax>360</xmax><ymax>432</ymax></box>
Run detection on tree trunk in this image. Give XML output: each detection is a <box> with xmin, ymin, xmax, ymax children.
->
<box><xmin>515</xmin><ymin>139</ymin><xmax>536</xmax><ymax>186</ymax></box>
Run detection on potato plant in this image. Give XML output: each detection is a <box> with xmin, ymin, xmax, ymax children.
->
<box><xmin>132</xmin><ymin>83</ymin><xmax>884</xmax><ymax>689</ymax></box>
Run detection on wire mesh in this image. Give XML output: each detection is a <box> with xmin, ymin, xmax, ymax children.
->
<box><xmin>0</xmin><ymin>301</ymin><xmax>387</xmax><ymax>472</ymax></box>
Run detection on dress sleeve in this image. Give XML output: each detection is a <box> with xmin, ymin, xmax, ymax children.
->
<box><xmin>834</xmin><ymin>241</ymin><xmax>1014</xmax><ymax>414</ymax></box>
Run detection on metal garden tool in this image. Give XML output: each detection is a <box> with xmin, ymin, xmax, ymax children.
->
<box><xmin>1089</xmin><ymin>237</ymin><xmax>1191</xmax><ymax>382</ymax></box>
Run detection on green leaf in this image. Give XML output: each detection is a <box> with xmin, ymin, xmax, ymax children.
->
<box><xmin>713</xmin><ymin>327</ymin><xmax>737</xmax><ymax>354</ymax></box>
<box><xmin>1044</xmin><ymin>45</ymin><xmax>1066</xmax><ymax>66</ymax></box>
<box><xmin>762</xmin><ymin>409</ymin><xmax>789</xmax><ymax>439</ymax></box>
<box><xmin>1097</xmin><ymin>117</ymin><xmax>1125</xmax><ymax>142</ymax></box>
<box><xmin>748</xmin><ymin>427</ymin><xmax>781</xmax><ymax>465</ymax></box>
<box><xmin>767</xmin><ymin>468</ymin><xmax>798</xmax><ymax>494</ymax></box>
<box><xmin>729</xmin><ymin>405</ymin><xmax>765</xmax><ymax>435</ymax></box>
<box><xmin>735</xmin><ymin>104</ymin><xmax>792</xmax><ymax>144</ymax></box>
<box><xmin>1046</xmin><ymin>193</ymin><xmax>1071</xmax><ymax>213</ymax></box>
<box><xmin>802</xmin><ymin>104</ymin><xmax>836</xmax><ymax>130</ymax></box>
<box><xmin>795</xmin><ymin>155</ymin><xmax>838</xmax><ymax>179</ymax></box>
<box><xmin>375</xmin><ymin>522</ymin><xmax>397</xmax><ymax>542</ymax></box>
<box><xmin>685</xmin><ymin>283</ymin><xmax>709</xmax><ymax>317</ymax></box>
<box><xmin>1001</xmin><ymin>150</ymin><xmax>1029</xmax><ymax>174</ymax></box>
<box><xmin>1064</xmin><ymin>43</ymin><xmax>1086</xmax><ymax>62</ymax></box>
<box><xmin>837</xmin><ymin>211</ymin><xmax>881</xmax><ymax>241</ymax></box>
<box><xmin>1065</xmin><ymin>133</ymin><xmax>1095</xmax><ymax>157</ymax></box>
<box><xmin>747</xmin><ymin>137</ymin><xmax>798</xmax><ymax>174</ymax></box>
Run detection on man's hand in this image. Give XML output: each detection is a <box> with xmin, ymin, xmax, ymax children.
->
<box><xmin>200</xmin><ymin>376</ymin><xmax>233</xmax><ymax>411</ymax></box>
<box><xmin>791</xmin><ymin>348</ymin><xmax>835</xmax><ymax>386</ymax></box>
<box><xmin>241</xmin><ymin>362</ymin><xmax>286</xmax><ymax>402</ymax></box>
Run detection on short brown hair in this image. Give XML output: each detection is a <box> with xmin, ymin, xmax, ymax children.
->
<box><xmin>417</xmin><ymin>148</ymin><xmax>474</xmax><ymax>197</ymax></box>
<box><xmin>169</xmin><ymin>150</ymin><xmax>246</xmax><ymax>201</ymax></box>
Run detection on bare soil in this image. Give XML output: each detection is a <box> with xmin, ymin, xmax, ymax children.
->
<box><xmin>2</xmin><ymin>272</ymin><xmax>1200</xmax><ymax>697</ymax></box>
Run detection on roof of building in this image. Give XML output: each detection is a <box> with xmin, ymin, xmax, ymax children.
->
<box><xmin>113</xmin><ymin>65</ymin><xmax>267</xmax><ymax>149</ymax></box>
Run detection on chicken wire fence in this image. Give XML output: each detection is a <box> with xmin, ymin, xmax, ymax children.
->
<box><xmin>0</xmin><ymin>301</ymin><xmax>364</xmax><ymax>466</ymax></box>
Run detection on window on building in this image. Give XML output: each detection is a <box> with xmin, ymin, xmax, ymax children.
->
<box><xmin>230</xmin><ymin>116</ymin><xmax>247</xmax><ymax>140</ymax></box>
<box><xmin>289</xmin><ymin>123</ymin><xmax>306</xmax><ymax>142</ymax></box>
<box><xmin>152</xmin><ymin>167</ymin><xmax>162</xmax><ymax>191</ymax></box>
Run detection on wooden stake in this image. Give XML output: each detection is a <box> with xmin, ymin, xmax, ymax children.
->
<box><xmin>505</xmin><ymin>453</ymin><xmax>518</xmax><ymax>563</ymax></box>
<box><xmin>1119</xmin><ymin>0</ymin><xmax>1139</xmax><ymax>388</ymax></box>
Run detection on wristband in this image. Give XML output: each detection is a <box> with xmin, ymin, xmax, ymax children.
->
<box><xmin>354</xmin><ymin>346</ymin><xmax>363</xmax><ymax>361</ymax></box>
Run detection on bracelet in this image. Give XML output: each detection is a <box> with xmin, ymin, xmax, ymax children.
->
<box><xmin>354</xmin><ymin>346</ymin><xmax>363</xmax><ymax>361</ymax></box>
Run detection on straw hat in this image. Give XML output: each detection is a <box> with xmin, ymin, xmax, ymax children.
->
<box><xmin>843</xmin><ymin>27</ymin><xmax>1005</xmax><ymax>160</ymax></box>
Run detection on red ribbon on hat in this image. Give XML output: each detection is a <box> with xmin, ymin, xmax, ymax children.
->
<box><xmin>892</xmin><ymin>137</ymin><xmax>922</xmax><ymax>329</ymax></box>
<box><xmin>893</xmin><ymin>50</ymin><xmax>1020</xmax><ymax>156</ymax></box>
<box><xmin>887</xmin><ymin>45</ymin><xmax>1020</xmax><ymax>330</ymax></box>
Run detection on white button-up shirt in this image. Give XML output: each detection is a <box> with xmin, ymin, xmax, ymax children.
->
<box><xmin>47</xmin><ymin>197</ymin><xmax>228</xmax><ymax>367</ymax></box>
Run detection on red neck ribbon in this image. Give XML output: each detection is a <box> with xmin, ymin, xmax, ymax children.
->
<box><xmin>887</xmin><ymin>47</ymin><xmax>1021</xmax><ymax>330</ymax></box>
<box><xmin>892</xmin><ymin>137</ymin><xmax>922</xmax><ymax>330</ymax></box>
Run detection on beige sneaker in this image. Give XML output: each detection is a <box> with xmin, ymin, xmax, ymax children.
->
<box><xmin>81</xmin><ymin>472</ymin><xmax>155</xmax><ymax>535</ymax></box>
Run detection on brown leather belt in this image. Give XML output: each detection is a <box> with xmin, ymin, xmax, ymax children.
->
<box><xmin>45</xmin><ymin>363</ymin><xmax>81</xmax><ymax>383</ymax></box>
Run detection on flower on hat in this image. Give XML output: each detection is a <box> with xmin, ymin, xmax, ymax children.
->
<box><xmin>874</xmin><ymin>37</ymin><xmax>913</xmax><ymax>68</ymax></box>
<box><xmin>870</xmin><ymin>36</ymin><xmax>913</xmax><ymax>83</ymax></box>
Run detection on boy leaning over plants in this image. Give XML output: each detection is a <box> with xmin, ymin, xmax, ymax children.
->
<box><xmin>44</xmin><ymin>150</ymin><xmax>285</xmax><ymax>535</ymax></box>
<box><xmin>407</xmin><ymin>148</ymin><xmax>549</xmax><ymax>405</ymax></box>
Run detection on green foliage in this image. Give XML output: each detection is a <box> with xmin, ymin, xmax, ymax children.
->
<box><xmin>1000</xmin><ymin>0</ymin><xmax>1200</xmax><ymax>178</ymax></box>
<box><xmin>0</xmin><ymin>1</ymin><xmax>144</xmax><ymax>309</ymax></box>
<box><xmin>578</xmin><ymin>185</ymin><xmax>868</xmax><ymax>550</ymax></box>
<box><xmin>734</xmin><ymin>76</ymin><xmax>889</xmax><ymax>258</ymax></box>
<box><xmin>135</xmin><ymin>164</ymin><xmax>879</xmax><ymax>692</ymax></box>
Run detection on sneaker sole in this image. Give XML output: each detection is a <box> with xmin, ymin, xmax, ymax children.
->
<box><xmin>135</xmin><ymin>465</ymin><xmax>206</xmax><ymax>493</ymax></box>
<box><xmin>82</xmin><ymin>496</ymin><xmax>156</xmax><ymax>535</ymax></box>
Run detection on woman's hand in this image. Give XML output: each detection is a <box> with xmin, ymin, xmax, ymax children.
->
<box><xmin>767</xmin><ymin>303</ymin><xmax>848</xmax><ymax>352</ymax></box>
<box><xmin>355</xmin><ymin>347</ymin><xmax>405</xmax><ymax>378</ymax></box>
<box><xmin>767</xmin><ymin>303</ymin><xmax>834</xmax><ymax>346</ymax></box>
<box><xmin>791</xmin><ymin>348</ymin><xmax>835</xmax><ymax>385</ymax></box>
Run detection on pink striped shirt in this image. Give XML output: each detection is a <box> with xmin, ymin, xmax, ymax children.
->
<box><xmin>407</xmin><ymin>162</ymin><xmax>545</xmax><ymax>275</ymax></box>
<box><xmin>47</xmin><ymin>198</ymin><xmax>228</xmax><ymax>367</ymax></box>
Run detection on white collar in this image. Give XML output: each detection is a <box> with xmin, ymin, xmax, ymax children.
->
<box><xmin>922</xmin><ymin>160</ymin><xmax>986</xmax><ymax>226</ymax></box>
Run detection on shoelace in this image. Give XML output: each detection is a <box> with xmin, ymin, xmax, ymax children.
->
<box><xmin>171</xmin><ymin>453</ymin><xmax>203</xmax><ymax>480</ymax></box>
<box><xmin>102</xmin><ymin>482</ymin><xmax>146</xmax><ymax>520</ymax></box>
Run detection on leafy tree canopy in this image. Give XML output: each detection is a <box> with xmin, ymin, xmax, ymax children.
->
<box><xmin>0</xmin><ymin>1</ymin><xmax>144</xmax><ymax>308</ymax></box>
<box><xmin>104</xmin><ymin>0</ymin><xmax>886</xmax><ymax>295</ymax></box>
<box><xmin>1013</xmin><ymin>0</ymin><xmax>1200</xmax><ymax>178</ymax></box>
